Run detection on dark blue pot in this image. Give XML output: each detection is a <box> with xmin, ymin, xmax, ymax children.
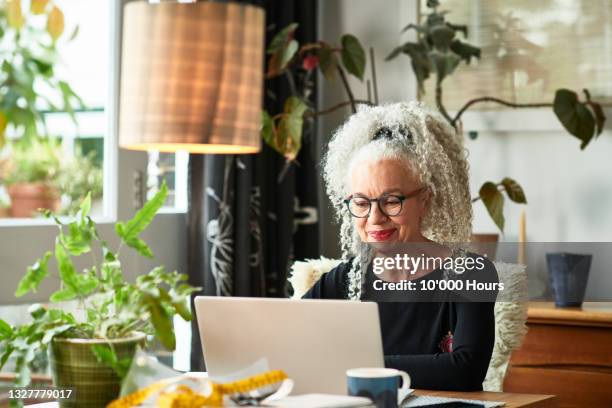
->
<box><xmin>546</xmin><ymin>253</ymin><xmax>592</xmax><ymax>307</ymax></box>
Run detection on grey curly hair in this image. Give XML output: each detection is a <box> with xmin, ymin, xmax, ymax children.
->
<box><xmin>322</xmin><ymin>101</ymin><xmax>473</xmax><ymax>299</ymax></box>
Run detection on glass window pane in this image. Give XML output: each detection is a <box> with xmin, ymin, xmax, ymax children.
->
<box><xmin>0</xmin><ymin>0</ymin><xmax>110</xmax><ymax>219</ymax></box>
<box><xmin>419</xmin><ymin>0</ymin><xmax>612</xmax><ymax>110</ymax></box>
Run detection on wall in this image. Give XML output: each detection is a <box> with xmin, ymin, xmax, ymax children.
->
<box><xmin>317</xmin><ymin>0</ymin><xmax>419</xmax><ymax>257</ymax></box>
<box><xmin>0</xmin><ymin>212</ymin><xmax>187</xmax><ymax>304</ymax></box>
<box><xmin>316</xmin><ymin>0</ymin><xmax>612</xmax><ymax>300</ymax></box>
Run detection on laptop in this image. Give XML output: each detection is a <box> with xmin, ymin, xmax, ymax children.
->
<box><xmin>194</xmin><ymin>296</ymin><xmax>385</xmax><ymax>394</ymax></box>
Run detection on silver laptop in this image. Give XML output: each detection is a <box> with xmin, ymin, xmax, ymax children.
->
<box><xmin>194</xmin><ymin>296</ymin><xmax>385</xmax><ymax>394</ymax></box>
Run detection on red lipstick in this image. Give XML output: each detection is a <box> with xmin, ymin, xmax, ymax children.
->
<box><xmin>368</xmin><ymin>228</ymin><xmax>396</xmax><ymax>241</ymax></box>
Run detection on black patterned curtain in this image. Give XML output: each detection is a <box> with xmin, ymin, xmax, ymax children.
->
<box><xmin>187</xmin><ymin>0</ymin><xmax>319</xmax><ymax>371</ymax></box>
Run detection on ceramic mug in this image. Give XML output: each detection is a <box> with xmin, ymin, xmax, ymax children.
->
<box><xmin>346</xmin><ymin>367</ymin><xmax>411</xmax><ymax>408</ymax></box>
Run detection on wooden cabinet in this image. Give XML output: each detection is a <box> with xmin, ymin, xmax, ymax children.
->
<box><xmin>504</xmin><ymin>302</ymin><xmax>612</xmax><ymax>408</ymax></box>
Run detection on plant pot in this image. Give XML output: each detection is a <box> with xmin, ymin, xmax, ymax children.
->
<box><xmin>49</xmin><ymin>333</ymin><xmax>146</xmax><ymax>408</ymax></box>
<box><xmin>7</xmin><ymin>183</ymin><xmax>60</xmax><ymax>218</ymax></box>
<box><xmin>546</xmin><ymin>252</ymin><xmax>592</xmax><ymax>308</ymax></box>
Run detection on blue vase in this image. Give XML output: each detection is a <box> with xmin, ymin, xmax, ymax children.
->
<box><xmin>546</xmin><ymin>253</ymin><xmax>592</xmax><ymax>307</ymax></box>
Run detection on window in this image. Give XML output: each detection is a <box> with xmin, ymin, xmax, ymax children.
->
<box><xmin>147</xmin><ymin>151</ymin><xmax>189</xmax><ymax>213</ymax></box>
<box><xmin>420</xmin><ymin>0</ymin><xmax>612</xmax><ymax>110</ymax></box>
<box><xmin>0</xmin><ymin>0</ymin><xmax>111</xmax><ymax>220</ymax></box>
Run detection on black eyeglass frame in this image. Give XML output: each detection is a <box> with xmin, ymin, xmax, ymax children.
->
<box><xmin>343</xmin><ymin>187</ymin><xmax>427</xmax><ymax>218</ymax></box>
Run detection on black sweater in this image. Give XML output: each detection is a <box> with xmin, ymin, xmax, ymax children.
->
<box><xmin>302</xmin><ymin>258</ymin><xmax>496</xmax><ymax>391</ymax></box>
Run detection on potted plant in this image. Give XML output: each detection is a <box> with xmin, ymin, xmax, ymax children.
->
<box><xmin>57</xmin><ymin>147</ymin><xmax>103</xmax><ymax>215</ymax></box>
<box><xmin>0</xmin><ymin>137</ymin><xmax>63</xmax><ymax>217</ymax></box>
<box><xmin>0</xmin><ymin>182</ymin><xmax>199</xmax><ymax>407</ymax></box>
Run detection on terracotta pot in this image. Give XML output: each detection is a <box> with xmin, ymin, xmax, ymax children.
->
<box><xmin>7</xmin><ymin>183</ymin><xmax>60</xmax><ymax>218</ymax></box>
<box><xmin>49</xmin><ymin>333</ymin><xmax>146</xmax><ymax>408</ymax></box>
<box><xmin>470</xmin><ymin>233</ymin><xmax>499</xmax><ymax>258</ymax></box>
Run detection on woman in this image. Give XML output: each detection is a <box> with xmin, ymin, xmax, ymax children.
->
<box><xmin>303</xmin><ymin>102</ymin><xmax>497</xmax><ymax>391</ymax></box>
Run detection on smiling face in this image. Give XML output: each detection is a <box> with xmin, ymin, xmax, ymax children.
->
<box><xmin>349</xmin><ymin>158</ymin><xmax>430</xmax><ymax>243</ymax></box>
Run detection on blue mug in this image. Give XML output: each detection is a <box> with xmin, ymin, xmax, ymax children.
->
<box><xmin>346</xmin><ymin>368</ymin><xmax>411</xmax><ymax>408</ymax></box>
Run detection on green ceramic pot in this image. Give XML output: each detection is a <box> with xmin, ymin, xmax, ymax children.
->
<box><xmin>49</xmin><ymin>333</ymin><xmax>146</xmax><ymax>408</ymax></box>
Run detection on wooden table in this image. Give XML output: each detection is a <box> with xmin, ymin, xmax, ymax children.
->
<box><xmin>414</xmin><ymin>389</ymin><xmax>556</xmax><ymax>408</ymax></box>
<box><xmin>504</xmin><ymin>302</ymin><xmax>612</xmax><ymax>408</ymax></box>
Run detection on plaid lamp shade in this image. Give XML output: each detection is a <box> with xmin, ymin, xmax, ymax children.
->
<box><xmin>119</xmin><ymin>1</ymin><xmax>264</xmax><ymax>154</ymax></box>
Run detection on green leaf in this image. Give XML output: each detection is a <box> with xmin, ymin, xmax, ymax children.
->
<box><xmin>102</xmin><ymin>259</ymin><xmax>123</xmax><ymax>286</ymax></box>
<box><xmin>15</xmin><ymin>252</ymin><xmax>52</xmax><ymax>297</ymax></box>
<box><xmin>145</xmin><ymin>295</ymin><xmax>175</xmax><ymax>350</ymax></box>
<box><xmin>62</xmin><ymin>222</ymin><xmax>92</xmax><ymax>256</ymax></box>
<box><xmin>0</xmin><ymin>319</ymin><xmax>12</xmax><ymax>340</ymax></box>
<box><xmin>261</xmin><ymin>110</ymin><xmax>275</xmax><ymax>147</ymax></box>
<box><xmin>386</xmin><ymin>42</ymin><xmax>431</xmax><ymax>93</ymax></box>
<box><xmin>172</xmin><ymin>298</ymin><xmax>192</xmax><ymax>321</ymax></box>
<box><xmin>267</xmin><ymin>40</ymin><xmax>298</xmax><ymax>78</ymax></box>
<box><xmin>267</xmin><ymin>23</ymin><xmax>299</xmax><ymax>54</ymax></box>
<box><xmin>386</xmin><ymin>45</ymin><xmax>406</xmax><ymax>61</ymax></box>
<box><xmin>80</xmin><ymin>193</ymin><xmax>92</xmax><ymax>223</ymax></box>
<box><xmin>41</xmin><ymin>324</ymin><xmax>73</xmax><ymax>344</ymax></box>
<box><xmin>279</xmin><ymin>40</ymin><xmax>298</xmax><ymax>70</ymax></box>
<box><xmin>447</xmin><ymin>23</ymin><xmax>468</xmax><ymax>37</ymax></box>
<box><xmin>28</xmin><ymin>304</ymin><xmax>46</xmax><ymax>319</ymax></box>
<box><xmin>501</xmin><ymin>177</ymin><xmax>527</xmax><ymax>204</ymax></box>
<box><xmin>430</xmin><ymin>51</ymin><xmax>461</xmax><ymax>84</ymax></box>
<box><xmin>585</xmin><ymin>100</ymin><xmax>606</xmax><ymax>137</ymax></box>
<box><xmin>55</xmin><ymin>238</ymin><xmax>79</xmax><ymax>292</ymax></box>
<box><xmin>430</xmin><ymin>24</ymin><xmax>455</xmax><ymax>51</ymax></box>
<box><xmin>0</xmin><ymin>345</ymin><xmax>14</xmax><ymax>369</ymax></box>
<box><xmin>340</xmin><ymin>34</ymin><xmax>366</xmax><ymax>81</ymax></box>
<box><xmin>276</xmin><ymin>97</ymin><xmax>308</xmax><ymax>161</ymax></box>
<box><xmin>449</xmin><ymin>39</ymin><xmax>481</xmax><ymax>63</ymax></box>
<box><xmin>479</xmin><ymin>182</ymin><xmax>505</xmax><ymax>231</ymax></box>
<box><xmin>91</xmin><ymin>344</ymin><xmax>116</xmax><ymax>365</ymax></box>
<box><xmin>317</xmin><ymin>44</ymin><xmax>338</xmax><ymax>80</ymax></box>
<box><xmin>123</xmin><ymin>236</ymin><xmax>154</xmax><ymax>258</ymax></box>
<box><xmin>77</xmin><ymin>274</ymin><xmax>99</xmax><ymax>296</ymax></box>
<box><xmin>401</xmin><ymin>23</ymin><xmax>426</xmax><ymax>34</ymax></box>
<box><xmin>91</xmin><ymin>344</ymin><xmax>130</xmax><ymax>377</ymax></box>
<box><xmin>553</xmin><ymin>89</ymin><xmax>596</xmax><ymax>149</ymax></box>
<box><xmin>49</xmin><ymin>288</ymin><xmax>77</xmax><ymax>302</ymax></box>
<box><xmin>116</xmin><ymin>181</ymin><xmax>167</xmax><ymax>253</ymax></box>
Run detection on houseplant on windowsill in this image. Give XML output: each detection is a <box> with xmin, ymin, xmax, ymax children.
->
<box><xmin>0</xmin><ymin>137</ymin><xmax>63</xmax><ymax>217</ymax></box>
<box><xmin>0</xmin><ymin>138</ymin><xmax>103</xmax><ymax>217</ymax></box>
<box><xmin>0</xmin><ymin>182</ymin><xmax>199</xmax><ymax>407</ymax></box>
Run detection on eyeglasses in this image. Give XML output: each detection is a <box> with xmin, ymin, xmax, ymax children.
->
<box><xmin>343</xmin><ymin>187</ymin><xmax>426</xmax><ymax>218</ymax></box>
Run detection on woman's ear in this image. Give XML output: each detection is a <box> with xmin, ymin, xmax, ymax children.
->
<box><xmin>419</xmin><ymin>188</ymin><xmax>432</xmax><ymax>217</ymax></box>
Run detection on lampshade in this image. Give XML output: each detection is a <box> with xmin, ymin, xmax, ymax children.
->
<box><xmin>119</xmin><ymin>1</ymin><xmax>264</xmax><ymax>154</ymax></box>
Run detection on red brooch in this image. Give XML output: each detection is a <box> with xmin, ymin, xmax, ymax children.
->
<box><xmin>439</xmin><ymin>331</ymin><xmax>453</xmax><ymax>353</ymax></box>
